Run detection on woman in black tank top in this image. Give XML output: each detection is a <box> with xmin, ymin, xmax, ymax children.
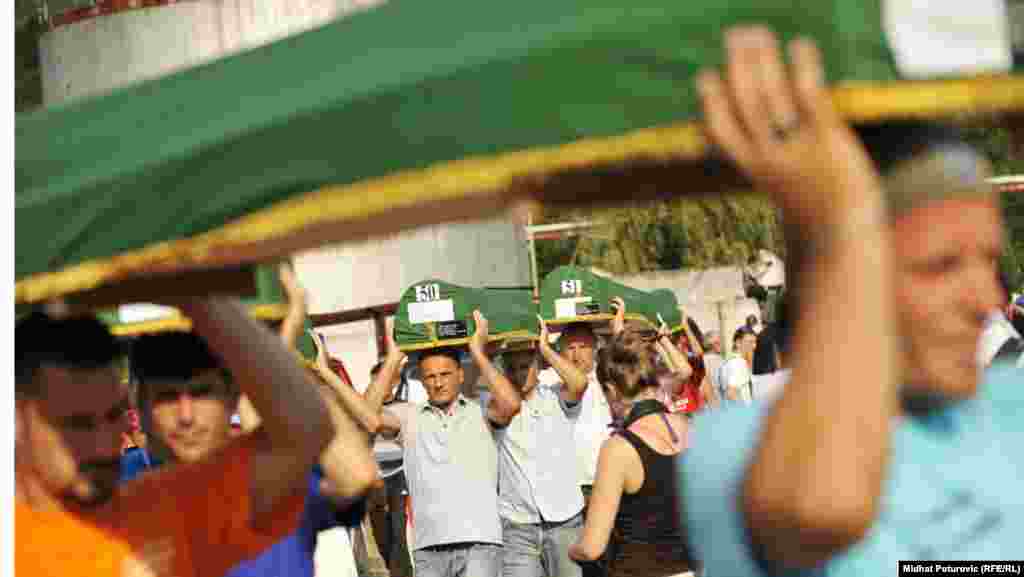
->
<box><xmin>568</xmin><ymin>331</ymin><xmax>699</xmax><ymax>577</ymax></box>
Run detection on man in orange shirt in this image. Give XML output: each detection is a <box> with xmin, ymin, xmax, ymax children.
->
<box><xmin>15</xmin><ymin>298</ymin><xmax>339</xmax><ymax>576</ymax></box>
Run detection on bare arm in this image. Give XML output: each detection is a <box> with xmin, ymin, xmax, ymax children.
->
<box><xmin>312</xmin><ymin>332</ymin><xmax>383</xmax><ymax>435</ymax></box>
<box><xmin>655</xmin><ymin>315</ymin><xmax>693</xmax><ymax>382</ymax></box>
<box><xmin>536</xmin><ymin>315</ymin><xmax>587</xmax><ymax>403</ymax></box>
<box><xmin>179</xmin><ymin>298</ymin><xmax>333</xmax><ymax>527</ymax></box>
<box><xmin>277</xmin><ymin>262</ymin><xmax>308</xmax><ymax>349</ymax></box>
<box><xmin>363</xmin><ymin>317</ymin><xmax>406</xmax><ymax>438</ymax></box>
<box><xmin>470</xmin><ymin>310</ymin><xmax>521</xmax><ymax>427</ymax></box>
<box><xmin>315</xmin><ymin>383</ymin><xmax>382</xmax><ymax>506</ymax></box>
<box><xmin>699</xmin><ymin>28</ymin><xmax>898</xmax><ymax>567</ymax></box>
<box><xmin>569</xmin><ymin>437</ymin><xmax>633</xmax><ymax>561</ymax></box>
<box><xmin>237</xmin><ymin>261</ymin><xmax>307</xmax><ymax>434</ymax></box>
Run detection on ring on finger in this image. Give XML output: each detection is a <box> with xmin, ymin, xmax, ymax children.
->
<box><xmin>769</xmin><ymin>116</ymin><xmax>800</xmax><ymax>141</ymax></box>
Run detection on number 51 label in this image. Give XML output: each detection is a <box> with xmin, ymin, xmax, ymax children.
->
<box><xmin>560</xmin><ymin>280</ymin><xmax>582</xmax><ymax>295</ymax></box>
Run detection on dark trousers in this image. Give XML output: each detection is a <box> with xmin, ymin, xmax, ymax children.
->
<box><xmin>374</xmin><ymin>472</ymin><xmax>413</xmax><ymax>577</ymax></box>
<box><xmin>580</xmin><ymin>485</ymin><xmax>608</xmax><ymax>577</ymax></box>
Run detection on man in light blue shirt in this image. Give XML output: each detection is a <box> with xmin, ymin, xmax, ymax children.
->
<box><xmin>675</xmin><ymin>25</ymin><xmax>1021</xmax><ymax>577</ymax></box>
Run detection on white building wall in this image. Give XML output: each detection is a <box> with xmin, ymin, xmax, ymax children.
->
<box><xmin>39</xmin><ymin>0</ymin><xmax>533</xmax><ymax>383</ymax></box>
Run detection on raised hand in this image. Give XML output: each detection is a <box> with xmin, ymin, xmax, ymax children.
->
<box><xmin>696</xmin><ymin>27</ymin><xmax>883</xmax><ymax>231</ymax></box>
<box><xmin>656</xmin><ymin>313</ymin><xmax>672</xmax><ymax>341</ymax></box>
<box><xmin>278</xmin><ymin>261</ymin><xmax>306</xmax><ymax>302</ymax></box>
<box><xmin>311</xmin><ymin>329</ymin><xmax>331</xmax><ymax>375</ymax></box>
<box><xmin>383</xmin><ymin>316</ymin><xmax>406</xmax><ymax>365</ymax></box>
<box><xmin>470</xmin><ymin>310</ymin><xmax>490</xmax><ymax>355</ymax></box>
<box><xmin>537</xmin><ymin>314</ymin><xmax>551</xmax><ymax>350</ymax></box>
<box><xmin>610</xmin><ymin>297</ymin><xmax>626</xmax><ymax>336</ymax></box>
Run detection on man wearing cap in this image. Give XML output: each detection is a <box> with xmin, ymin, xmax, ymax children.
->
<box><xmin>677</xmin><ymin>25</ymin><xmax>1024</xmax><ymax>575</ymax></box>
<box><xmin>486</xmin><ymin>317</ymin><xmax>589</xmax><ymax>577</ymax></box>
<box><xmin>368</xmin><ymin>311</ymin><xmax>521</xmax><ymax>577</ymax></box>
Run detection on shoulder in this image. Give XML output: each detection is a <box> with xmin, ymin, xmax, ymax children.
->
<box><xmin>980</xmin><ymin>362</ymin><xmax>1024</xmax><ymax>410</ymax></box>
<box><xmin>600</xmin><ymin>433</ymin><xmax>639</xmax><ymax>462</ymax></box>
<box><xmin>385</xmin><ymin>401</ymin><xmax>417</xmax><ymax>423</ymax></box>
<box><xmin>537</xmin><ymin>367</ymin><xmax>562</xmax><ymax>386</ymax></box>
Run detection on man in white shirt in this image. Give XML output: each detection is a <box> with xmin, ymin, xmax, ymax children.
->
<box><xmin>486</xmin><ymin>319</ymin><xmax>588</xmax><ymax>577</ymax></box>
<box><xmin>702</xmin><ymin>331</ymin><xmax>725</xmax><ymax>404</ymax></box>
<box><xmin>537</xmin><ymin>322</ymin><xmax>612</xmax><ymax>577</ymax></box>
<box><xmin>538</xmin><ymin>323</ymin><xmax>612</xmax><ymax>493</ymax></box>
<box><xmin>717</xmin><ymin>328</ymin><xmax>756</xmax><ymax>407</ymax></box>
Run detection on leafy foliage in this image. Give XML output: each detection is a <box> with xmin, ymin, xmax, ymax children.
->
<box><xmin>536</xmin><ymin>195</ymin><xmax>783</xmax><ymax>278</ymax></box>
<box><xmin>539</xmin><ymin>122</ymin><xmax>1024</xmax><ymax>285</ymax></box>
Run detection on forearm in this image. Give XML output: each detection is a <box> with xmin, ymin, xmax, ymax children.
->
<box><xmin>278</xmin><ymin>292</ymin><xmax>307</xmax><ymax>349</ymax></box>
<box><xmin>539</xmin><ymin>343</ymin><xmax>586</xmax><ymax>401</ymax></box>
<box><xmin>471</xmin><ymin>349</ymin><xmax>521</xmax><ymax>420</ymax></box>
<box><xmin>657</xmin><ymin>337</ymin><xmax>693</xmax><ymax>381</ymax></box>
<box><xmin>320</xmin><ymin>369</ymin><xmax>382</xmax><ymax>434</ymax></box>
<box><xmin>318</xmin><ymin>387</ymin><xmax>380</xmax><ymax>500</ymax></box>
<box><xmin>654</xmin><ymin>340</ymin><xmax>679</xmax><ymax>373</ymax></box>
<box><xmin>662</xmin><ymin>337</ymin><xmax>692</xmax><ymax>376</ymax></box>
<box><xmin>364</xmin><ymin>355</ymin><xmax>403</xmax><ymax>412</ymax></box>
<box><xmin>183</xmin><ymin>299</ymin><xmax>332</xmax><ymax>455</ymax></box>
<box><xmin>746</xmin><ymin>207</ymin><xmax>898</xmax><ymax>562</ymax></box>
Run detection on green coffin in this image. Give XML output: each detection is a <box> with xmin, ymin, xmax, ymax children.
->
<box><xmin>395</xmin><ymin>281</ymin><xmax>537</xmax><ymax>352</ymax></box>
<box><xmin>539</xmin><ymin>266</ymin><xmax>679</xmax><ymax>329</ymax></box>
<box><xmin>648</xmin><ymin>288</ymin><xmax>684</xmax><ymax>333</ymax></box>
<box><xmin>95</xmin><ymin>264</ymin><xmax>295</xmax><ymax>338</ymax></box>
<box><xmin>16</xmin><ymin>0</ymin><xmax>1023</xmax><ymax>305</ymax></box>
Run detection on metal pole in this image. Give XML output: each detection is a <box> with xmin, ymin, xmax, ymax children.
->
<box><xmin>528</xmin><ymin>213</ymin><xmax>540</xmax><ymax>301</ymax></box>
<box><xmin>716</xmin><ymin>300</ymin><xmax>729</xmax><ymax>355</ymax></box>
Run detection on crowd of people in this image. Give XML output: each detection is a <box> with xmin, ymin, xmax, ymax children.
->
<box><xmin>16</xmin><ymin>25</ymin><xmax>1023</xmax><ymax>577</ymax></box>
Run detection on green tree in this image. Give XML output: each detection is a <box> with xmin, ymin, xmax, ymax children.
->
<box><xmin>535</xmin><ymin>195</ymin><xmax>783</xmax><ymax>278</ymax></box>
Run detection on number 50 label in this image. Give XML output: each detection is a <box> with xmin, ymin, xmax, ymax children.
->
<box><xmin>415</xmin><ymin>283</ymin><xmax>441</xmax><ymax>302</ymax></box>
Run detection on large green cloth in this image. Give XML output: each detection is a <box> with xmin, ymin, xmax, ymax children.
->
<box><xmin>539</xmin><ymin>266</ymin><xmax>680</xmax><ymax>329</ymax></box>
<box><xmin>395</xmin><ymin>281</ymin><xmax>536</xmax><ymax>351</ymax></box>
<box><xmin>16</xmin><ymin>0</ymin><xmax>1017</xmax><ymax>295</ymax></box>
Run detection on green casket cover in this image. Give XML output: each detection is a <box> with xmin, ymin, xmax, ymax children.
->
<box><xmin>539</xmin><ymin>266</ymin><xmax>681</xmax><ymax>330</ymax></box>
<box><xmin>16</xmin><ymin>0</ymin><xmax>1022</xmax><ymax>305</ymax></box>
<box><xmin>395</xmin><ymin>281</ymin><xmax>537</xmax><ymax>352</ymax></box>
<box><xmin>93</xmin><ymin>264</ymin><xmax>316</xmax><ymax>358</ymax></box>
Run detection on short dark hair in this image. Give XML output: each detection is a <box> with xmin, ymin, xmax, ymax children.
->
<box><xmin>131</xmin><ymin>332</ymin><xmax>235</xmax><ymax>400</ymax></box>
<box><xmin>557</xmin><ymin>322</ymin><xmax>596</xmax><ymax>350</ymax></box>
<box><xmin>15</xmin><ymin>311</ymin><xmax>120</xmax><ymax>396</ymax></box>
<box><xmin>734</xmin><ymin>326</ymin><xmax>755</xmax><ymax>344</ymax></box>
<box><xmin>417</xmin><ymin>346</ymin><xmax>463</xmax><ymax>368</ymax></box>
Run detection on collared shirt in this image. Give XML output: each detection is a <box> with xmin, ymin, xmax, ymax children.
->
<box><xmin>386</xmin><ymin>395</ymin><xmax>501</xmax><ymax>550</ymax></box>
<box><xmin>717</xmin><ymin>355</ymin><xmax>753</xmax><ymax>407</ymax></box>
<box><xmin>539</xmin><ymin>368</ymin><xmax>612</xmax><ymax>486</ymax></box>
<box><xmin>486</xmin><ymin>383</ymin><xmax>585</xmax><ymax>524</ymax></box>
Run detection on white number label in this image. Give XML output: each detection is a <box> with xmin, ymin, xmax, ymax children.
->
<box><xmin>415</xmin><ymin>284</ymin><xmax>441</xmax><ymax>302</ymax></box>
<box><xmin>560</xmin><ymin>280</ymin><xmax>582</xmax><ymax>295</ymax></box>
